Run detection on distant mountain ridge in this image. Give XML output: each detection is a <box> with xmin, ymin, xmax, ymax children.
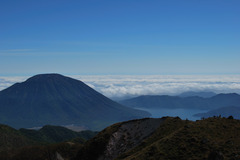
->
<box><xmin>120</xmin><ymin>93</ymin><xmax>240</xmax><ymax>110</ymax></box>
<box><xmin>178</xmin><ymin>91</ymin><xmax>216</xmax><ymax>98</ymax></box>
<box><xmin>194</xmin><ymin>106</ymin><xmax>240</xmax><ymax>119</ymax></box>
<box><xmin>0</xmin><ymin>74</ymin><xmax>150</xmax><ymax>130</ymax></box>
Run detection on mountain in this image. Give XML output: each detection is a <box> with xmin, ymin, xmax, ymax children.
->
<box><xmin>0</xmin><ymin>124</ymin><xmax>97</xmax><ymax>160</ymax></box>
<box><xmin>19</xmin><ymin>125</ymin><xmax>98</xmax><ymax>144</ymax></box>
<box><xmin>2</xmin><ymin>117</ymin><xmax>240</xmax><ymax>159</ymax></box>
<box><xmin>0</xmin><ymin>74</ymin><xmax>150</xmax><ymax>130</ymax></box>
<box><xmin>120</xmin><ymin>93</ymin><xmax>240</xmax><ymax>110</ymax></box>
<box><xmin>0</xmin><ymin>124</ymin><xmax>33</xmax><ymax>151</ymax></box>
<box><xmin>113</xmin><ymin>91</ymin><xmax>217</xmax><ymax>102</ymax></box>
<box><xmin>110</xmin><ymin>95</ymin><xmax>137</xmax><ymax>102</ymax></box>
<box><xmin>73</xmin><ymin>117</ymin><xmax>166</xmax><ymax>160</ymax></box>
<box><xmin>73</xmin><ymin>117</ymin><xmax>240</xmax><ymax>160</ymax></box>
<box><xmin>178</xmin><ymin>91</ymin><xmax>216</xmax><ymax>98</ymax></box>
<box><xmin>193</xmin><ymin>106</ymin><xmax>240</xmax><ymax>119</ymax></box>
<box><xmin>0</xmin><ymin>142</ymin><xmax>82</xmax><ymax>160</ymax></box>
<box><xmin>0</xmin><ymin>124</ymin><xmax>97</xmax><ymax>151</ymax></box>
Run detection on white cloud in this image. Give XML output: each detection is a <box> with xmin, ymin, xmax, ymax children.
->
<box><xmin>72</xmin><ymin>75</ymin><xmax>240</xmax><ymax>98</ymax></box>
<box><xmin>1</xmin><ymin>75</ymin><xmax>240</xmax><ymax>98</ymax></box>
<box><xmin>0</xmin><ymin>77</ymin><xmax>27</xmax><ymax>91</ymax></box>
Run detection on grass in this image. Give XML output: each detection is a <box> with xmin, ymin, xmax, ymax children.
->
<box><xmin>120</xmin><ymin>117</ymin><xmax>240</xmax><ymax>160</ymax></box>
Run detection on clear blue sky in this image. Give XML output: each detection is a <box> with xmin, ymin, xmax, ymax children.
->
<box><xmin>0</xmin><ymin>0</ymin><xmax>239</xmax><ymax>76</ymax></box>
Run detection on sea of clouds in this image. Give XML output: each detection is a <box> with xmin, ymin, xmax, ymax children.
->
<box><xmin>1</xmin><ymin>75</ymin><xmax>240</xmax><ymax>99</ymax></box>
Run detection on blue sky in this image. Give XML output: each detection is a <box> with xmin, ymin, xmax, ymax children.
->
<box><xmin>0</xmin><ymin>0</ymin><xmax>239</xmax><ymax>76</ymax></box>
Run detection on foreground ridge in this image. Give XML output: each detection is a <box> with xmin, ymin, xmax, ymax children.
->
<box><xmin>74</xmin><ymin>116</ymin><xmax>240</xmax><ymax>160</ymax></box>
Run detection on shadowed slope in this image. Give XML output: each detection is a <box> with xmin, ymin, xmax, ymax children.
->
<box><xmin>0</xmin><ymin>74</ymin><xmax>150</xmax><ymax>130</ymax></box>
<box><xmin>0</xmin><ymin>124</ymin><xmax>97</xmax><ymax>160</ymax></box>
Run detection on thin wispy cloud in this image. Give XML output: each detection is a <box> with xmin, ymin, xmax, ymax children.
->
<box><xmin>0</xmin><ymin>49</ymin><xmax>35</xmax><ymax>52</ymax></box>
<box><xmin>0</xmin><ymin>49</ymin><xmax>98</xmax><ymax>56</ymax></box>
<box><xmin>0</xmin><ymin>49</ymin><xmax>36</xmax><ymax>56</ymax></box>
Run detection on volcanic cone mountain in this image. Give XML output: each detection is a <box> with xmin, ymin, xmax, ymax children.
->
<box><xmin>0</xmin><ymin>74</ymin><xmax>150</xmax><ymax>130</ymax></box>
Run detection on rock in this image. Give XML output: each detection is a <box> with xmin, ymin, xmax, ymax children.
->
<box><xmin>56</xmin><ymin>152</ymin><xmax>64</xmax><ymax>160</ymax></box>
<box><xmin>201</xmin><ymin>137</ymin><xmax>209</xmax><ymax>144</ymax></box>
<box><xmin>208</xmin><ymin>151</ymin><xmax>224</xmax><ymax>160</ymax></box>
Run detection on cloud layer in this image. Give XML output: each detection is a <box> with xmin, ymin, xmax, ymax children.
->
<box><xmin>72</xmin><ymin>75</ymin><xmax>240</xmax><ymax>98</ymax></box>
<box><xmin>1</xmin><ymin>75</ymin><xmax>240</xmax><ymax>98</ymax></box>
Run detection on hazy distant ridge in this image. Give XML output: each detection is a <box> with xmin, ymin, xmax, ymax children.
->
<box><xmin>194</xmin><ymin>106</ymin><xmax>240</xmax><ymax>119</ymax></box>
<box><xmin>120</xmin><ymin>93</ymin><xmax>240</xmax><ymax>110</ymax></box>
<box><xmin>178</xmin><ymin>91</ymin><xmax>216</xmax><ymax>98</ymax></box>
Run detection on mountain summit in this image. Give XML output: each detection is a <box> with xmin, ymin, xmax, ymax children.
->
<box><xmin>0</xmin><ymin>74</ymin><xmax>150</xmax><ymax>130</ymax></box>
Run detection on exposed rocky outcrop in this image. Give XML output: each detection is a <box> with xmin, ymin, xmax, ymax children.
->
<box><xmin>100</xmin><ymin>118</ymin><xmax>165</xmax><ymax>160</ymax></box>
<box><xmin>74</xmin><ymin>118</ymin><xmax>167</xmax><ymax>160</ymax></box>
<box><xmin>74</xmin><ymin>117</ymin><xmax>240</xmax><ymax>160</ymax></box>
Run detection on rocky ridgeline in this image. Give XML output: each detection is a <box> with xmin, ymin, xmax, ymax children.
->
<box><xmin>74</xmin><ymin>116</ymin><xmax>240</xmax><ymax>160</ymax></box>
<box><xmin>102</xmin><ymin>118</ymin><xmax>165</xmax><ymax>160</ymax></box>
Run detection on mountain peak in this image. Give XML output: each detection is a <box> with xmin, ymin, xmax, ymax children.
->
<box><xmin>0</xmin><ymin>74</ymin><xmax>150</xmax><ymax>130</ymax></box>
<box><xmin>26</xmin><ymin>73</ymin><xmax>69</xmax><ymax>82</ymax></box>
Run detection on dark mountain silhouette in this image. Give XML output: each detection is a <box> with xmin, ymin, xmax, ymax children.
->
<box><xmin>0</xmin><ymin>124</ymin><xmax>97</xmax><ymax>160</ymax></box>
<box><xmin>73</xmin><ymin>117</ymin><xmax>240</xmax><ymax>160</ymax></box>
<box><xmin>19</xmin><ymin>125</ymin><xmax>97</xmax><ymax>144</ymax></box>
<box><xmin>0</xmin><ymin>124</ymin><xmax>96</xmax><ymax>151</ymax></box>
<box><xmin>194</xmin><ymin>106</ymin><xmax>240</xmax><ymax>119</ymax></box>
<box><xmin>0</xmin><ymin>74</ymin><xmax>150</xmax><ymax>130</ymax></box>
<box><xmin>0</xmin><ymin>124</ymin><xmax>33</xmax><ymax>151</ymax></box>
<box><xmin>110</xmin><ymin>95</ymin><xmax>137</xmax><ymax>102</ymax></box>
<box><xmin>178</xmin><ymin>91</ymin><xmax>216</xmax><ymax>98</ymax></box>
<box><xmin>120</xmin><ymin>93</ymin><xmax>240</xmax><ymax>110</ymax></box>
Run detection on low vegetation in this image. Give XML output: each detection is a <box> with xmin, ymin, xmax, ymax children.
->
<box><xmin>74</xmin><ymin>117</ymin><xmax>240</xmax><ymax>160</ymax></box>
<box><xmin>0</xmin><ymin>124</ymin><xmax>97</xmax><ymax>160</ymax></box>
<box><xmin>1</xmin><ymin>117</ymin><xmax>240</xmax><ymax>160</ymax></box>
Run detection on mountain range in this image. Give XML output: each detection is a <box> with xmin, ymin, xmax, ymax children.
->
<box><xmin>1</xmin><ymin>73</ymin><xmax>240</xmax><ymax>159</ymax></box>
<box><xmin>178</xmin><ymin>91</ymin><xmax>216</xmax><ymax>98</ymax></box>
<box><xmin>120</xmin><ymin>93</ymin><xmax>240</xmax><ymax>110</ymax></box>
<box><xmin>0</xmin><ymin>74</ymin><xmax>150</xmax><ymax>130</ymax></box>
